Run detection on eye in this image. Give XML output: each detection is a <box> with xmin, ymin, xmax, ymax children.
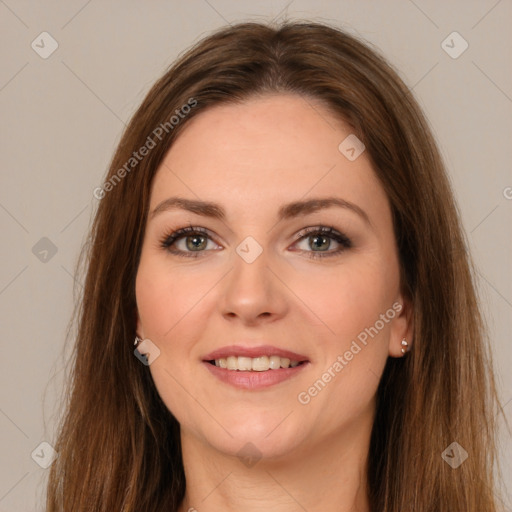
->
<box><xmin>291</xmin><ymin>226</ymin><xmax>352</xmax><ymax>259</ymax></box>
<box><xmin>160</xmin><ymin>225</ymin><xmax>352</xmax><ymax>259</ymax></box>
<box><xmin>160</xmin><ymin>226</ymin><xmax>220</xmax><ymax>258</ymax></box>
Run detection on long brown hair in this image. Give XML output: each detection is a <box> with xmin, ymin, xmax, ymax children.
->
<box><xmin>45</xmin><ymin>20</ymin><xmax>506</xmax><ymax>511</ymax></box>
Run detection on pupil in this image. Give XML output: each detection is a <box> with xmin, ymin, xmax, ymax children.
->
<box><xmin>187</xmin><ymin>235</ymin><xmax>206</xmax><ymax>251</ymax></box>
<box><xmin>312</xmin><ymin>235</ymin><xmax>329</xmax><ymax>251</ymax></box>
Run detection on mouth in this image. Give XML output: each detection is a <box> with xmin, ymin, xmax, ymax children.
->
<box><xmin>206</xmin><ymin>356</ymin><xmax>307</xmax><ymax>371</ymax></box>
<box><xmin>202</xmin><ymin>344</ymin><xmax>310</xmax><ymax>390</ymax></box>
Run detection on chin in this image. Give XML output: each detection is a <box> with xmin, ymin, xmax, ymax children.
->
<box><xmin>197</xmin><ymin>412</ymin><xmax>307</xmax><ymax>461</ymax></box>
<box><xmin>209</xmin><ymin>433</ymin><xmax>302</xmax><ymax>463</ymax></box>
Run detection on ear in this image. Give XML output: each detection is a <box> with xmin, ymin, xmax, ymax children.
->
<box><xmin>135</xmin><ymin>307</ymin><xmax>145</xmax><ymax>340</ymax></box>
<box><xmin>388</xmin><ymin>291</ymin><xmax>414</xmax><ymax>358</ymax></box>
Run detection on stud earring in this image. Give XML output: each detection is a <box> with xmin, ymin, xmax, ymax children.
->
<box><xmin>401</xmin><ymin>338</ymin><xmax>409</xmax><ymax>355</ymax></box>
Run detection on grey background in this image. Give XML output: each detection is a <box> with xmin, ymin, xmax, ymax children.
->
<box><xmin>1</xmin><ymin>1</ymin><xmax>511</xmax><ymax>510</ymax></box>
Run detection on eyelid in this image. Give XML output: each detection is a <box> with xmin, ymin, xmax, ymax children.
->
<box><xmin>160</xmin><ymin>225</ymin><xmax>221</xmax><ymax>252</ymax></box>
<box><xmin>292</xmin><ymin>225</ymin><xmax>348</xmax><ymax>242</ymax></box>
<box><xmin>159</xmin><ymin>224</ymin><xmax>352</xmax><ymax>259</ymax></box>
<box><xmin>290</xmin><ymin>225</ymin><xmax>352</xmax><ymax>259</ymax></box>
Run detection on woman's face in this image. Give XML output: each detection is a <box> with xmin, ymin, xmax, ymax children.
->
<box><xmin>135</xmin><ymin>93</ymin><xmax>412</xmax><ymax>459</ymax></box>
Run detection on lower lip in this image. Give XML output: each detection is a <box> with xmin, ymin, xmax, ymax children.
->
<box><xmin>203</xmin><ymin>361</ymin><xmax>309</xmax><ymax>390</ymax></box>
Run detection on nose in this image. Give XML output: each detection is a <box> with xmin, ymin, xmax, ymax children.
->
<box><xmin>219</xmin><ymin>242</ymin><xmax>288</xmax><ymax>326</ymax></box>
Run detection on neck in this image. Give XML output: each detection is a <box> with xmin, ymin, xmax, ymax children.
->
<box><xmin>177</xmin><ymin>409</ymin><xmax>373</xmax><ymax>512</ymax></box>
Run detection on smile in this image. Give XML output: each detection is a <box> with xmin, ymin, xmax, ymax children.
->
<box><xmin>202</xmin><ymin>344</ymin><xmax>310</xmax><ymax>389</ymax></box>
<box><xmin>209</xmin><ymin>355</ymin><xmax>304</xmax><ymax>371</ymax></box>
<box><xmin>203</xmin><ymin>359</ymin><xmax>309</xmax><ymax>390</ymax></box>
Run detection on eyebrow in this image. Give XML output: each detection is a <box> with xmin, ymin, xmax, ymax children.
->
<box><xmin>150</xmin><ymin>196</ymin><xmax>372</xmax><ymax>227</ymax></box>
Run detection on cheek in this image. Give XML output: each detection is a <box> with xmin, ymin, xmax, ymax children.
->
<box><xmin>136</xmin><ymin>256</ymin><xmax>207</xmax><ymax>340</ymax></box>
<box><xmin>135</xmin><ymin>261</ymin><xmax>204</xmax><ymax>422</ymax></box>
<box><xmin>296</xmin><ymin>267</ymin><xmax>392</xmax><ymax>420</ymax></box>
<box><xmin>135</xmin><ymin>254</ymin><xmax>220</xmax><ymax>401</ymax></box>
<box><xmin>136</xmin><ymin>270</ymin><xmax>171</xmax><ymax>338</ymax></box>
<box><xmin>291</xmin><ymin>258</ymin><xmax>393</xmax><ymax>345</ymax></box>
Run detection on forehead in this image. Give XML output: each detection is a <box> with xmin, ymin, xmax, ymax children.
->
<box><xmin>149</xmin><ymin>94</ymin><xmax>390</xmax><ymax>229</ymax></box>
<box><xmin>159</xmin><ymin>94</ymin><xmax>354</xmax><ymax>176</ymax></box>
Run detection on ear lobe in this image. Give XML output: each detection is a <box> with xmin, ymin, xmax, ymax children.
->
<box><xmin>388</xmin><ymin>294</ymin><xmax>414</xmax><ymax>358</ymax></box>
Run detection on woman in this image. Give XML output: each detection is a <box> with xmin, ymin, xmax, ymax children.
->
<box><xmin>45</xmin><ymin>21</ymin><xmax>505</xmax><ymax>511</ymax></box>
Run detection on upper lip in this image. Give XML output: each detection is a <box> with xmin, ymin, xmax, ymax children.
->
<box><xmin>203</xmin><ymin>344</ymin><xmax>309</xmax><ymax>362</ymax></box>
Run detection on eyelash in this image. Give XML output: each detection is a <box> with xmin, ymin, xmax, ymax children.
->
<box><xmin>159</xmin><ymin>225</ymin><xmax>352</xmax><ymax>260</ymax></box>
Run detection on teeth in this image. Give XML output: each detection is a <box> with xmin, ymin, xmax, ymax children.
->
<box><xmin>213</xmin><ymin>355</ymin><xmax>302</xmax><ymax>371</ymax></box>
<box><xmin>238</xmin><ymin>357</ymin><xmax>252</xmax><ymax>371</ymax></box>
<box><xmin>252</xmin><ymin>356</ymin><xmax>269</xmax><ymax>371</ymax></box>
<box><xmin>268</xmin><ymin>355</ymin><xmax>281</xmax><ymax>369</ymax></box>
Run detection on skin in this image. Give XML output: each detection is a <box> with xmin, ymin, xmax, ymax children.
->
<box><xmin>135</xmin><ymin>93</ymin><xmax>414</xmax><ymax>512</ymax></box>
